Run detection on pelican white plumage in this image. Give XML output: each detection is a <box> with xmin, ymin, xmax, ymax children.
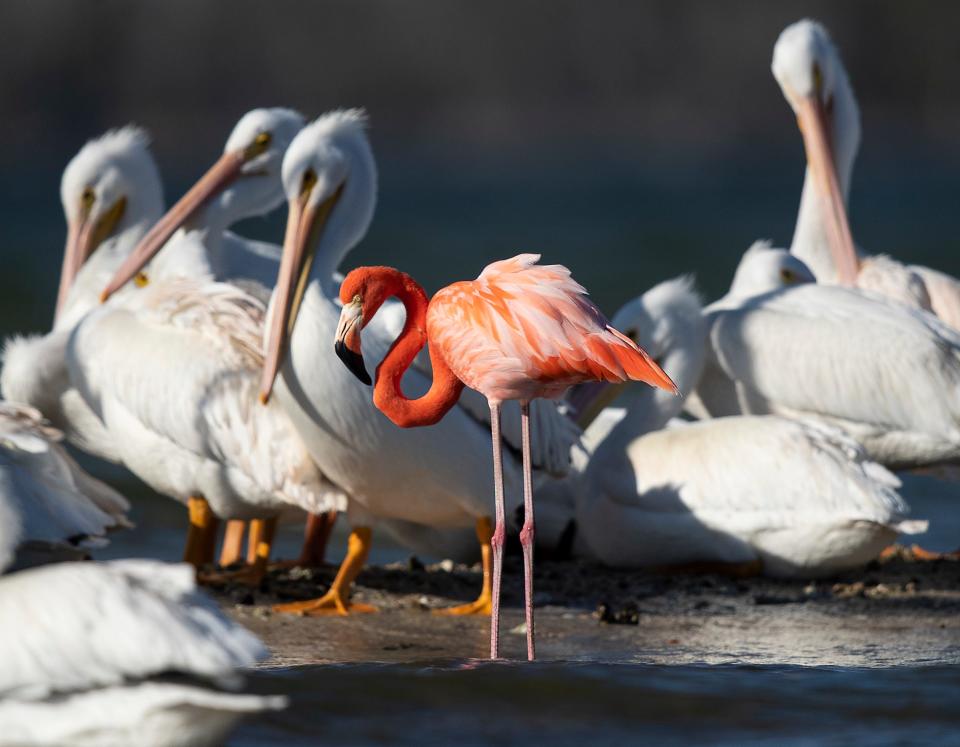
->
<box><xmin>0</xmin><ymin>559</ymin><xmax>285</xmax><ymax>746</ymax></box>
<box><xmin>576</xmin><ymin>277</ymin><xmax>925</xmax><ymax>577</ymax></box>
<box><xmin>0</xmin><ymin>402</ymin><xmax>129</xmax><ymax>570</ymax></box>
<box><xmin>101</xmin><ymin>107</ymin><xmax>305</xmax><ymax>300</ymax></box>
<box><xmin>773</xmin><ymin>19</ymin><xmax>960</xmax><ymax>323</ymax></box>
<box><xmin>690</xmin><ymin>244</ymin><xmax>960</xmax><ymax>470</ymax></box>
<box><xmin>2</xmin><ymin>127</ymin><xmax>164</xmax><ymax>462</ymax></box>
<box><xmin>257</xmin><ymin>110</ymin><xmax>579</xmax><ymax>618</ymax></box>
<box><xmin>68</xmin><ymin>271</ymin><xmax>346</xmax><ymax>574</ymax></box>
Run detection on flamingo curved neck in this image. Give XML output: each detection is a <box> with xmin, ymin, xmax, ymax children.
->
<box><xmin>371</xmin><ymin>272</ymin><xmax>465</xmax><ymax>428</ymax></box>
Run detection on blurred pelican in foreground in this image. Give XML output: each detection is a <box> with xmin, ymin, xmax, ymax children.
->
<box><xmin>0</xmin><ymin>402</ymin><xmax>129</xmax><ymax>570</ymax></box>
<box><xmin>574</xmin><ymin>278</ymin><xmax>925</xmax><ymax>577</ymax></box>
<box><xmin>0</xmin><ymin>558</ymin><xmax>284</xmax><ymax>745</ymax></box>
<box><xmin>690</xmin><ymin>244</ymin><xmax>960</xmax><ymax>470</ymax></box>
<box><xmin>773</xmin><ymin>19</ymin><xmax>960</xmax><ymax>325</ymax></box>
<box><xmin>259</xmin><ymin>111</ymin><xmax>580</xmax><ymax>630</ymax></box>
<box><xmin>2</xmin><ymin>127</ymin><xmax>164</xmax><ymax>462</ymax></box>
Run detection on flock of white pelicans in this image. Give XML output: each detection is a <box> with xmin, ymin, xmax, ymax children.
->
<box><xmin>0</xmin><ymin>18</ymin><xmax>958</xmax><ymax>745</ymax></box>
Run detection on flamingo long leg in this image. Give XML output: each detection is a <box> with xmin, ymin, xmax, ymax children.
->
<box><xmin>489</xmin><ymin>402</ymin><xmax>506</xmax><ymax>660</ymax></box>
<box><xmin>519</xmin><ymin>401</ymin><xmax>536</xmax><ymax>661</ymax></box>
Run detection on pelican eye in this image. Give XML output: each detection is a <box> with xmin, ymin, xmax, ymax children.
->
<box><xmin>301</xmin><ymin>169</ymin><xmax>318</xmax><ymax>194</ymax></box>
<box><xmin>134</xmin><ymin>272</ymin><xmax>149</xmax><ymax>288</ymax></box>
<box><xmin>780</xmin><ymin>268</ymin><xmax>795</xmax><ymax>283</ymax></box>
<box><xmin>812</xmin><ymin>63</ymin><xmax>824</xmax><ymax>97</ymax></box>
<box><xmin>255</xmin><ymin>131</ymin><xmax>272</xmax><ymax>148</ymax></box>
<box><xmin>80</xmin><ymin>187</ymin><xmax>96</xmax><ymax>210</ymax></box>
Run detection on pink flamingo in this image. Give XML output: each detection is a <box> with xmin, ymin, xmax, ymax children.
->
<box><xmin>334</xmin><ymin>253</ymin><xmax>676</xmax><ymax>660</ymax></box>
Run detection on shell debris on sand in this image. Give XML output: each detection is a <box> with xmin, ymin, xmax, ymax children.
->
<box><xmin>218</xmin><ymin>551</ymin><xmax>960</xmax><ymax>666</ymax></box>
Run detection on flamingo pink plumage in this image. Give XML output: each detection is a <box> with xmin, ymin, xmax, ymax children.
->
<box><xmin>335</xmin><ymin>253</ymin><xmax>676</xmax><ymax>660</ymax></box>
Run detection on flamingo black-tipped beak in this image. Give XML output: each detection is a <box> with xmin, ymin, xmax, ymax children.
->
<box><xmin>334</xmin><ymin>339</ymin><xmax>371</xmax><ymax>385</ymax></box>
<box><xmin>334</xmin><ymin>299</ymin><xmax>371</xmax><ymax>385</ymax></box>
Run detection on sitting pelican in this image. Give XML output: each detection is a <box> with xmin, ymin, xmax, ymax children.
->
<box><xmin>575</xmin><ymin>277</ymin><xmax>925</xmax><ymax>576</ymax></box>
<box><xmin>690</xmin><ymin>244</ymin><xmax>960</xmax><ymax>471</ymax></box>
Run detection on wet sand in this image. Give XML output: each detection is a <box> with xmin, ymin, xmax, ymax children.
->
<box><xmin>222</xmin><ymin>548</ymin><xmax>960</xmax><ymax>667</ymax></box>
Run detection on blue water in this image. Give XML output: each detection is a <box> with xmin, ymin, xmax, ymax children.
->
<box><xmin>233</xmin><ymin>662</ymin><xmax>960</xmax><ymax>746</ymax></box>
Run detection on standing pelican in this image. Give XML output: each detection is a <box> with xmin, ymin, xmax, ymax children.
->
<box><xmin>773</xmin><ymin>20</ymin><xmax>960</xmax><ymax>323</ymax></box>
<box><xmin>70</xmin><ymin>270</ymin><xmax>345</xmax><ymax>576</ymax></box>
<box><xmin>2</xmin><ymin>127</ymin><xmax>163</xmax><ymax>462</ymax></box>
<box><xmin>328</xmin><ymin>256</ymin><xmax>675</xmax><ymax>660</ymax></box>
<box><xmin>575</xmin><ymin>278</ymin><xmax>925</xmax><ymax>576</ymax></box>
<box><xmin>0</xmin><ymin>560</ymin><xmax>285</xmax><ymax>745</ymax></box>
<box><xmin>96</xmin><ymin>108</ymin><xmax>329</xmax><ymax>571</ymax></box>
<box><xmin>257</xmin><ymin>111</ymin><xmax>580</xmax><ymax>646</ymax></box>
<box><xmin>0</xmin><ymin>402</ymin><xmax>129</xmax><ymax>570</ymax></box>
<box><xmin>691</xmin><ymin>244</ymin><xmax>960</xmax><ymax>470</ymax></box>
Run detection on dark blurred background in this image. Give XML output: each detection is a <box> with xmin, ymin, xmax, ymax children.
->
<box><xmin>2</xmin><ymin>0</ymin><xmax>960</xmax><ymax>558</ymax></box>
<box><xmin>2</xmin><ymin>0</ymin><xmax>960</xmax><ymax>329</ymax></box>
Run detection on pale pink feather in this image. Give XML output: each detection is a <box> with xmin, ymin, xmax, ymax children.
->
<box><xmin>426</xmin><ymin>254</ymin><xmax>676</xmax><ymax>403</ymax></box>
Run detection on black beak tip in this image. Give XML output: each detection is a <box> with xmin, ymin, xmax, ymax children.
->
<box><xmin>335</xmin><ymin>340</ymin><xmax>372</xmax><ymax>385</ymax></box>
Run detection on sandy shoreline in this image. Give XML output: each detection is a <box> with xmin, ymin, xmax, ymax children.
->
<box><xmin>221</xmin><ymin>549</ymin><xmax>960</xmax><ymax>667</ymax></box>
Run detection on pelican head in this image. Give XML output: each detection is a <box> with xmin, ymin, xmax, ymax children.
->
<box><xmin>100</xmin><ymin>107</ymin><xmax>305</xmax><ymax>301</ymax></box>
<box><xmin>729</xmin><ymin>241</ymin><xmax>817</xmax><ymax>299</ymax></box>
<box><xmin>260</xmin><ymin>108</ymin><xmax>378</xmax><ymax>403</ymax></box>
<box><xmin>57</xmin><ymin>126</ymin><xmax>163</xmax><ymax>320</ymax></box>
<box><xmin>772</xmin><ymin>20</ymin><xmax>861</xmax><ymax>286</ymax></box>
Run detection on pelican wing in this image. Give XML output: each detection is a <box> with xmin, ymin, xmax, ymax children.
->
<box><xmin>70</xmin><ymin>280</ymin><xmax>346</xmax><ymax>514</ymax></box>
<box><xmin>0</xmin><ymin>560</ymin><xmax>268</xmax><ymax>700</ymax></box>
<box><xmin>705</xmin><ymin>284</ymin><xmax>960</xmax><ymax>444</ymax></box>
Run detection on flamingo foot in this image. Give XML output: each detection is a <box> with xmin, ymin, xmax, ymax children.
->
<box><xmin>273</xmin><ymin>590</ymin><xmax>377</xmax><ymax>617</ymax></box>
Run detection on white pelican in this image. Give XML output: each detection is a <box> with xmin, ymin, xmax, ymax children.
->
<box><xmin>574</xmin><ymin>277</ymin><xmax>924</xmax><ymax>577</ymax></box>
<box><xmin>97</xmin><ymin>108</ymin><xmax>318</xmax><ymax>570</ymax></box>
<box><xmin>773</xmin><ymin>20</ymin><xmax>960</xmax><ymax>322</ymax></box>
<box><xmin>0</xmin><ymin>402</ymin><xmax>129</xmax><ymax>570</ymax></box>
<box><xmin>102</xmin><ymin>107</ymin><xmax>306</xmax><ymax>299</ymax></box>
<box><xmin>2</xmin><ymin>127</ymin><xmax>163</xmax><ymax>462</ymax></box>
<box><xmin>258</xmin><ymin>110</ymin><xmax>579</xmax><ymax>618</ymax></box>
<box><xmin>68</xmin><ymin>271</ymin><xmax>346</xmax><ymax>575</ymax></box>
<box><xmin>690</xmin><ymin>243</ymin><xmax>960</xmax><ymax>470</ymax></box>
<box><xmin>0</xmin><ymin>559</ymin><xmax>285</xmax><ymax>745</ymax></box>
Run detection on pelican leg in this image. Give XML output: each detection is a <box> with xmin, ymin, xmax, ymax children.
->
<box><xmin>272</xmin><ymin>510</ymin><xmax>339</xmax><ymax>570</ymax></box>
<box><xmin>201</xmin><ymin>518</ymin><xmax>277</xmax><ymax>587</ymax></box>
<box><xmin>273</xmin><ymin>527</ymin><xmax>377</xmax><ymax>616</ymax></box>
<box><xmin>488</xmin><ymin>402</ymin><xmax>506</xmax><ymax>660</ymax></box>
<box><xmin>519</xmin><ymin>401</ymin><xmax>536</xmax><ymax>661</ymax></box>
<box><xmin>183</xmin><ymin>495</ymin><xmax>220</xmax><ymax>569</ymax></box>
<box><xmin>433</xmin><ymin>517</ymin><xmax>494</xmax><ymax>616</ymax></box>
<box><xmin>219</xmin><ymin>520</ymin><xmax>247</xmax><ymax>567</ymax></box>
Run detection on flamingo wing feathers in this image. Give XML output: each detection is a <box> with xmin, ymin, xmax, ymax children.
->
<box><xmin>427</xmin><ymin>254</ymin><xmax>676</xmax><ymax>403</ymax></box>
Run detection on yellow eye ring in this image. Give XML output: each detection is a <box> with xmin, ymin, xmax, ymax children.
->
<box><xmin>134</xmin><ymin>272</ymin><xmax>149</xmax><ymax>288</ymax></box>
<box><xmin>780</xmin><ymin>268</ymin><xmax>795</xmax><ymax>283</ymax></box>
<box><xmin>80</xmin><ymin>187</ymin><xmax>95</xmax><ymax>210</ymax></box>
<box><xmin>301</xmin><ymin>169</ymin><xmax>318</xmax><ymax>194</ymax></box>
<box><xmin>255</xmin><ymin>131</ymin><xmax>271</xmax><ymax>148</ymax></box>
